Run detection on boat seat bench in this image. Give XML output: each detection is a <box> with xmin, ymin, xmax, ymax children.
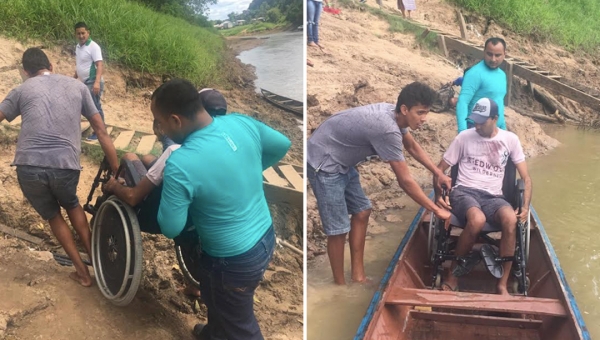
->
<box><xmin>385</xmin><ymin>288</ymin><xmax>567</xmax><ymax>317</ymax></box>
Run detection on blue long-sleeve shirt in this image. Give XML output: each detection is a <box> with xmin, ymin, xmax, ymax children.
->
<box><xmin>158</xmin><ymin>114</ymin><xmax>291</xmax><ymax>257</ymax></box>
<box><xmin>456</xmin><ymin>60</ymin><xmax>507</xmax><ymax>132</ymax></box>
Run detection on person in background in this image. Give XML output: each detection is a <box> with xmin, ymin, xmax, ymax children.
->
<box><xmin>74</xmin><ymin>21</ymin><xmax>106</xmax><ymax>141</ymax></box>
<box><xmin>456</xmin><ymin>37</ymin><xmax>508</xmax><ymax>133</ymax></box>
<box><xmin>308</xmin><ymin>0</ymin><xmax>329</xmax><ymax>49</ymax></box>
<box><xmin>0</xmin><ymin>48</ymin><xmax>118</xmax><ymax>287</ymax></box>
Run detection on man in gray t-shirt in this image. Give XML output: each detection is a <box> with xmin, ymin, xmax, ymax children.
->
<box><xmin>0</xmin><ymin>48</ymin><xmax>118</xmax><ymax>288</ymax></box>
<box><xmin>307</xmin><ymin>82</ymin><xmax>452</xmax><ymax>285</ymax></box>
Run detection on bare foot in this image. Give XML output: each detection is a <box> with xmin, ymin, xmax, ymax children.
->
<box><xmin>307</xmin><ymin>42</ymin><xmax>318</xmax><ymax>48</ymax></box>
<box><xmin>351</xmin><ymin>276</ymin><xmax>375</xmax><ymax>287</ymax></box>
<box><xmin>307</xmin><ymin>59</ymin><xmax>314</xmax><ymax>67</ymax></box>
<box><xmin>69</xmin><ymin>271</ymin><xmax>93</xmax><ymax>287</ymax></box>
<box><xmin>497</xmin><ymin>285</ymin><xmax>510</xmax><ymax>296</ymax></box>
<box><xmin>183</xmin><ymin>285</ymin><xmax>201</xmax><ymax>298</ymax></box>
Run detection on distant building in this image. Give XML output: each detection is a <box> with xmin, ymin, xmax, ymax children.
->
<box><xmin>221</xmin><ymin>21</ymin><xmax>233</xmax><ymax>29</ymax></box>
<box><xmin>236</xmin><ymin>20</ymin><xmax>246</xmax><ymax>26</ymax></box>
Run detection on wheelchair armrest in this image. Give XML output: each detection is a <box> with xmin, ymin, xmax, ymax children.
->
<box><xmin>517</xmin><ymin>179</ymin><xmax>525</xmax><ymax>192</ymax></box>
<box><xmin>117</xmin><ymin>159</ymin><xmax>147</xmax><ymax>187</ymax></box>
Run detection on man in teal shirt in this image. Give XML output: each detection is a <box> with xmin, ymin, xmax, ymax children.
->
<box><xmin>456</xmin><ymin>37</ymin><xmax>508</xmax><ymax>132</ymax></box>
<box><xmin>151</xmin><ymin>79</ymin><xmax>291</xmax><ymax>340</ymax></box>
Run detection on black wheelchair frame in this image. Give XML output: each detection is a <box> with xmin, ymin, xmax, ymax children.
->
<box><xmin>429</xmin><ymin>159</ymin><xmax>530</xmax><ymax>296</ymax></box>
<box><xmin>84</xmin><ymin>157</ymin><xmax>200</xmax><ymax>306</ymax></box>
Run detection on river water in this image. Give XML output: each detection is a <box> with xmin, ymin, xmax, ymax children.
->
<box><xmin>237</xmin><ymin>31</ymin><xmax>303</xmax><ymax>102</ymax></box>
<box><xmin>307</xmin><ymin>125</ymin><xmax>600</xmax><ymax>339</ymax></box>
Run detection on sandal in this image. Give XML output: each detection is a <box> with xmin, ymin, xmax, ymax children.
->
<box><xmin>452</xmin><ymin>251</ymin><xmax>481</xmax><ymax>277</ymax></box>
<box><xmin>440</xmin><ymin>282</ymin><xmax>459</xmax><ymax>292</ymax></box>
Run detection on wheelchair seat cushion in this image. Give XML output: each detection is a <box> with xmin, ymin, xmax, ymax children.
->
<box><xmin>450</xmin><ymin>186</ymin><xmax>511</xmax><ymax>231</ymax></box>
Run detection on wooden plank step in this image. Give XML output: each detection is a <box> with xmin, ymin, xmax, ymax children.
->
<box><xmin>278</xmin><ymin>165</ymin><xmax>303</xmax><ymax>190</ymax></box>
<box><xmin>0</xmin><ymin>223</ymin><xmax>43</xmax><ymax>245</ymax></box>
<box><xmin>263</xmin><ymin>167</ymin><xmax>289</xmax><ymax>187</ymax></box>
<box><xmin>547</xmin><ymin>75</ymin><xmax>562</xmax><ymax>79</ymax></box>
<box><xmin>112</xmin><ymin>130</ymin><xmax>135</xmax><ymax>149</ymax></box>
<box><xmin>106</xmin><ymin>126</ymin><xmax>113</xmax><ymax>135</ymax></box>
<box><xmin>408</xmin><ymin>310</ymin><xmax>543</xmax><ymax>329</ymax></box>
<box><xmin>264</xmin><ymin>182</ymin><xmax>302</xmax><ymax>207</ymax></box>
<box><xmin>386</xmin><ymin>288</ymin><xmax>567</xmax><ymax>317</ymax></box>
<box><xmin>136</xmin><ymin>134</ymin><xmax>157</xmax><ymax>155</ymax></box>
<box><xmin>81</xmin><ymin>121</ymin><xmax>90</xmax><ymax>133</ymax></box>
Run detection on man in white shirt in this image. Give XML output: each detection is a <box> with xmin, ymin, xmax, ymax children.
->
<box><xmin>74</xmin><ymin>22</ymin><xmax>105</xmax><ymax>141</ymax></box>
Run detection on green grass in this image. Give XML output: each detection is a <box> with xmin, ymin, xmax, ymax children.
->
<box><xmin>0</xmin><ymin>0</ymin><xmax>226</xmax><ymax>85</ymax></box>
<box><xmin>338</xmin><ymin>0</ymin><xmax>439</xmax><ymax>50</ymax></box>
<box><xmin>449</xmin><ymin>0</ymin><xmax>600</xmax><ymax>52</ymax></box>
<box><xmin>220</xmin><ymin>22</ymin><xmax>282</xmax><ymax>37</ymax></box>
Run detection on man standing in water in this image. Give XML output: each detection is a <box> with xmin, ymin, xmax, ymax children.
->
<box><xmin>0</xmin><ymin>48</ymin><xmax>118</xmax><ymax>287</ymax></box>
<box><xmin>74</xmin><ymin>22</ymin><xmax>106</xmax><ymax>141</ymax></box>
<box><xmin>151</xmin><ymin>79</ymin><xmax>291</xmax><ymax>340</ymax></box>
<box><xmin>456</xmin><ymin>37</ymin><xmax>508</xmax><ymax>133</ymax></box>
<box><xmin>307</xmin><ymin>82</ymin><xmax>452</xmax><ymax>285</ymax></box>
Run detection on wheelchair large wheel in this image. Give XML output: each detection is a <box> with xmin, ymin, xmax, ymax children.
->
<box><xmin>175</xmin><ymin>243</ymin><xmax>201</xmax><ymax>289</ymax></box>
<box><xmin>91</xmin><ymin>196</ymin><xmax>143</xmax><ymax>306</ymax></box>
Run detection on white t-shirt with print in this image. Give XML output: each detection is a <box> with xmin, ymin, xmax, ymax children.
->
<box><xmin>75</xmin><ymin>39</ymin><xmax>103</xmax><ymax>82</ymax></box>
<box><xmin>146</xmin><ymin>144</ymin><xmax>181</xmax><ymax>186</ymax></box>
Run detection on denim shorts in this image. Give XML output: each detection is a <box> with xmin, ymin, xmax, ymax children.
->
<box><xmin>450</xmin><ymin>185</ymin><xmax>511</xmax><ymax>226</ymax></box>
<box><xmin>16</xmin><ymin>166</ymin><xmax>80</xmax><ymax>220</ymax></box>
<box><xmin>307</xmin><ymin>165</ymin><xmax>372</xmax><ymax>236</ymax></box>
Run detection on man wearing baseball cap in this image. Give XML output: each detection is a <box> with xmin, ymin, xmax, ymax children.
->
<box><xmin>434</xmin><ymin>98</ymin><xmax>533</xmax><ymax>295</ymax></box>
<box><xmin>102</xmin><ymin>87</ymin><xmax>230</xmax><ymax>298</ymax></box>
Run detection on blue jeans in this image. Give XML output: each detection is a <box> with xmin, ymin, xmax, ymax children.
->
<box><xmin>307</xmin><ymin>165</ymin><xmax>372</xmax><ymax>236</ymax></box>
<box><xmin>307</xmin><ymin>0</ymin><xmax>323</xmax><ymax>44</ymax></box>
<box><xmin>85</xmin><ymin>78</ymin><xmax>105</xmax><ymax>122</ymax></box>
<box><xmin>197</xmin><ymin>225</ymin><xmax>275</xmax><ymax>340</ymax></box>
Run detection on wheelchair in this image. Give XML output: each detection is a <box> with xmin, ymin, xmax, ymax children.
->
<box><xmin>427</xmin><ymin>159</ymin><xmax>531</xmax><ymax>295</ymax></box>
<box><xmin>84</xmin><ymin>157</ymin><xmax>201</xmax><ymax>306</ymax></box>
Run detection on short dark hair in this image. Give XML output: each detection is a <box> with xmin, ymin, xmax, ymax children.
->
<box><xmin>22</xmin><ymin>48</ymin><xmax>51</xmax><ymax>75</ymax></box>
<box><xmin>151</xmin><ymin>78</ymin><xmax>204</xmax><ymax>120</ymax></box>
<box><xmin>484</xmin><ymin>37</ymin><xmax>506</xmax><ymax>51</ymax></box>
<box><xmin>74</xmin><ymin>22</ymin><xmax>88</xmax><ymax>30</ymax></box>
<box><xmin>395</xmin><ymin>81</ymin><xmax>438</xmax><ymax>112</ymax></box>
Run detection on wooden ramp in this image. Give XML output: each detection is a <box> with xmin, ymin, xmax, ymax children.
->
<box><xmin>412</xmin><ymin>22</ymin><xmax>600</xmax><ymax>112</ymax></box>
<box><xmin>263</xmin><ymin>163</ymin><xmax>303</xmax><ymax>208</ymax></box>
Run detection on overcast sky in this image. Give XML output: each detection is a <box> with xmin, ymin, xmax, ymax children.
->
<box><xmin>207</xmin><ymin>0</ymin><xmax>252</xmax><ymax>20</ymax></box>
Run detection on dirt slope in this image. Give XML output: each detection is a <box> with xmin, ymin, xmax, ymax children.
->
<box><xmin>306</xmin><ymin>2</ymin><xmax>561</xmax><ymax>259</ymax></box>
<box><xmin>0</xmin><ymin>35</ymin><xmax>302</xmax><ymax>340</ymax></box>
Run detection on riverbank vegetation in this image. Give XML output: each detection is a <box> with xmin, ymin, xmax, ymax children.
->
<box><xmin>450</xmin><ymin>0</ymin><xmax>600</xmax><ymax>52</ymax></box>
<box><xmin>220</xmin><ymin>22</ymin><xmax>283</xmax><ymax>37</ymax></box>
<box><xmin>0</xmin><ymin>0</ymin><xmax>225</xmax><ymax>85</ymax></box>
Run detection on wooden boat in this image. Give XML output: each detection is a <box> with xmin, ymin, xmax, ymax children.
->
<box><xmin>260</xmin><ymin>88</ymin><xmax>303</xmax><ymax>117</ymax></box>
<box><xmin>262</xmin><ymin>162</ymin><xmax>303</xmax><ymax>208</ymax></box>
<box><xmin>355</xmin><ymin>203</ymin><xmax>591</xmax><ymax>340</ymax></box>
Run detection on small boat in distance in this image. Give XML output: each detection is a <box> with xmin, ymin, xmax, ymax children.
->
<box><xmin>260</xmin><ymin>88</ymin><xmax>303</xmax><ymax>117</ymax></box>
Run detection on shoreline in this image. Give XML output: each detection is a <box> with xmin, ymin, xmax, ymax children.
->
<box><xmin>226</xmin><ymin>26</ymin><xmax>302</xmax><ymax>55</ymax></box>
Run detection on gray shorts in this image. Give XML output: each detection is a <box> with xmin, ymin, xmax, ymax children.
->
<box><xmin>307</xmin><ymin>165</ymin><xmax>372</xmax><ymax>236</ymax></box>
<box><xmin>450</xmin><ymin>185</ymin><xmax>511</xmax><ymax>226</ymax></box>
<box><xmin>16</xmin><ymin>166</ymin><xmax>80</xmax><ymax>220</ymax></box>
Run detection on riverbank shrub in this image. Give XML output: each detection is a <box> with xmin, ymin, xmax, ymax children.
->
<box><xmin>0</xmin><ymin>0</ymin><xmax>225</xmax><ymax>85</ymax></box>
<box><xmin>450</xmin><ymin>0</ymin><xmax>600</xmax><ymax>52</ymax></box>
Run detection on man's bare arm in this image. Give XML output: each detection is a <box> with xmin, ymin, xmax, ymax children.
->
<box><xmin>88</xmin><ymin>113</ymin><xmax>118</xmax><ymax>173</ymax></box>
<box><xmin>93</xmin><ymin>61</ymin><xmax>103</xmax><ymax>95</ymax></box>
<box><xmin>389</xmin><ymin>160</ymin><xmax>451</xmax><ymax>221</ymax></box>
<box><xmin>403</xmin><ymin>132</ymin><xmax>452</xmax><ymax>191</ymax></box>
<box><xmin>104</xmin><ymin>176</ymin><xmax>156</xmax><ymax>207</ymax></box>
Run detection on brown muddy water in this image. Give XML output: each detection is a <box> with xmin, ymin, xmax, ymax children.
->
<box><xmin>307</xmin><ymin>125</ymin><xmax>600</xmax><ymax>339</ymax></box>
